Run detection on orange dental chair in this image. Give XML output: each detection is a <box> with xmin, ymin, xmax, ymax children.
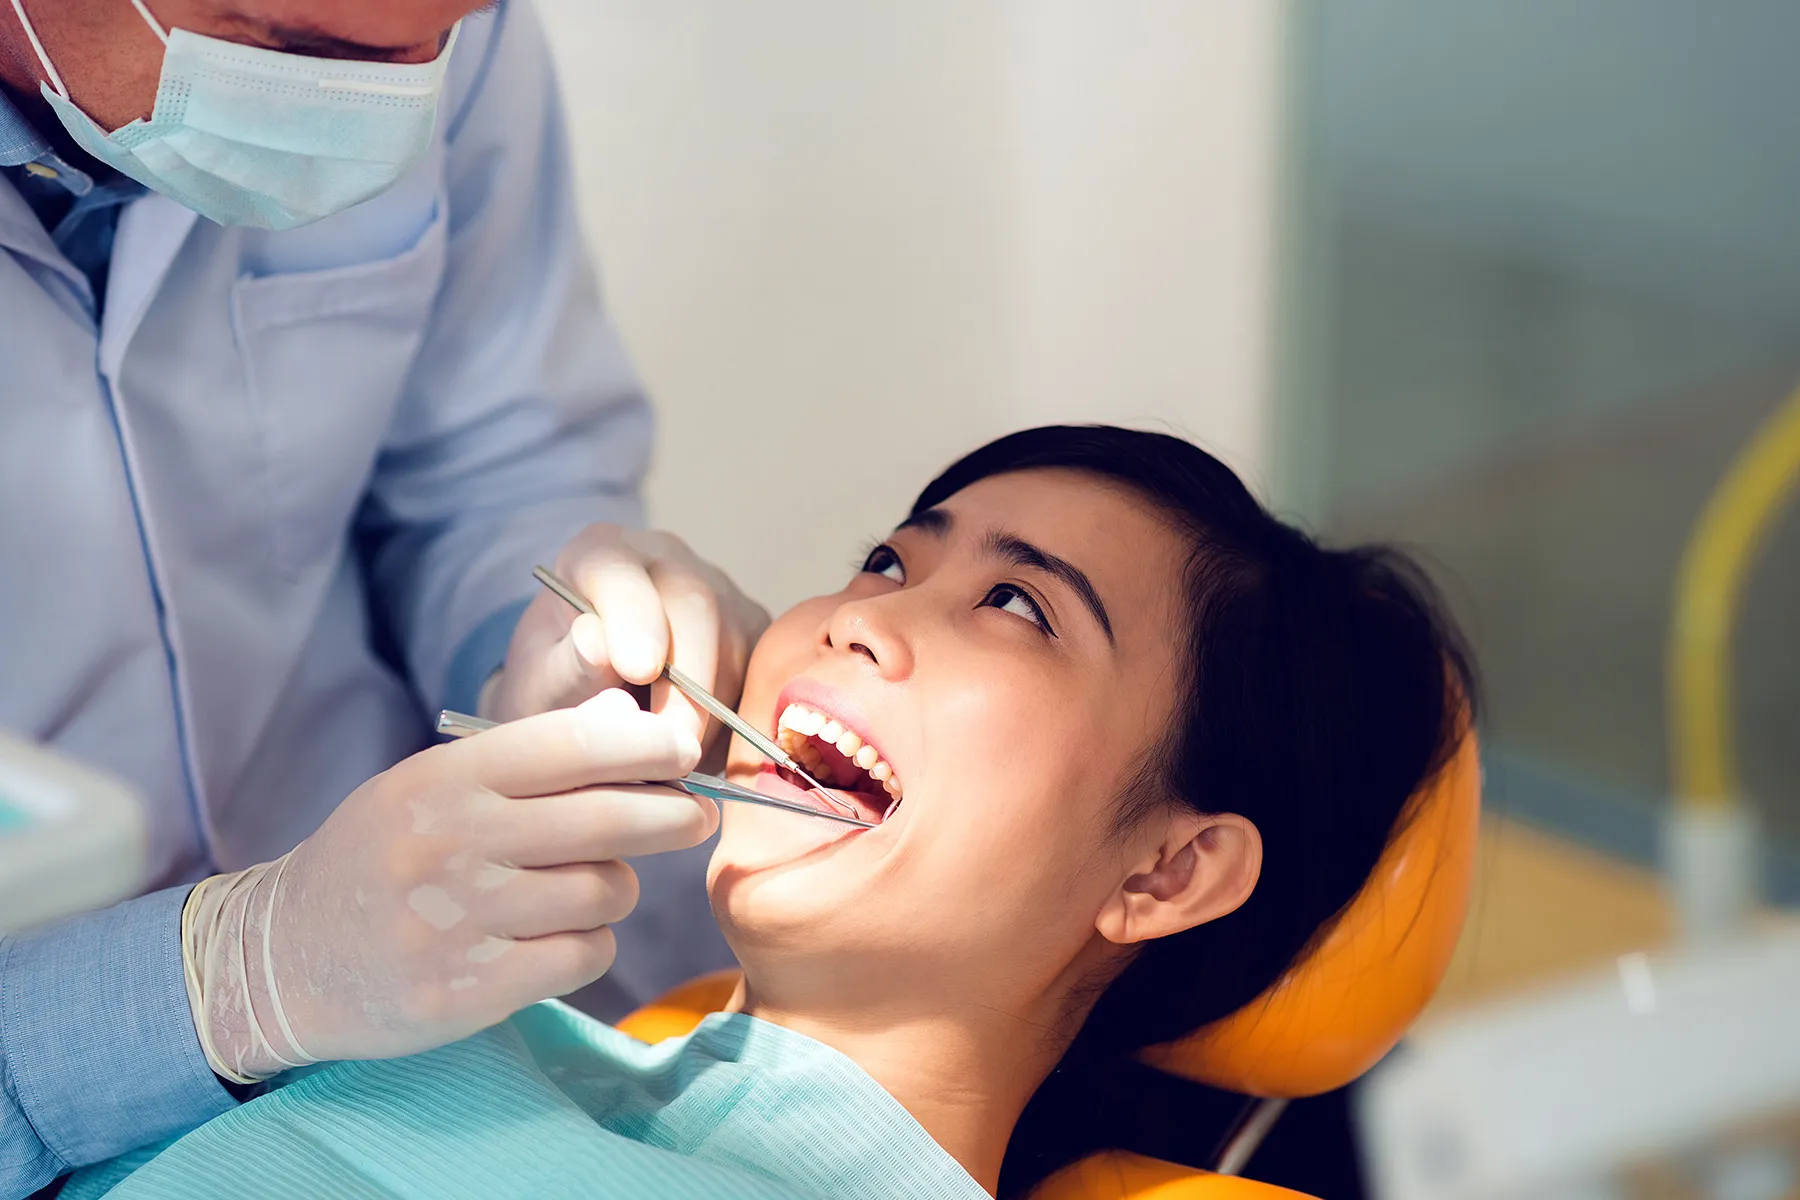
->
<box><xmin>618</xmin><ymin>731</ymin><xmax>1481</xmax><ymax>1200</ymax></box>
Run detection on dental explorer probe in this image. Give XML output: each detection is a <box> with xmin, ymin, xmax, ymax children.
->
<box><xmin>529</xmin><ymin>565</ymin><xmax>860</xmax><ymax>818</ymax></box>
<box><xmin>433</xmin><ymin>710</ymin><xmax>875</xmax><ymax>828</ymax></box>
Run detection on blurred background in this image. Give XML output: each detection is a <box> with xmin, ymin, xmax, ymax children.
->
<box><xmin>529</xmin><ymin>0</ymin><xmax>1799</xmax><ymax>1190</ymax></box>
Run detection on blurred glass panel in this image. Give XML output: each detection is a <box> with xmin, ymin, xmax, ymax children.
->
<box><xmin>1294</xmin><ymin>2</ymin><xmax>1800</xmax><ymax>868</ymax></box>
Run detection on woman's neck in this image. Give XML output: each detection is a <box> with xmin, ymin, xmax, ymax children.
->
<box><xmin>741</xmin><ymin>990</ymin><xmax>1066</xmax><ymax>1195</ymax></box>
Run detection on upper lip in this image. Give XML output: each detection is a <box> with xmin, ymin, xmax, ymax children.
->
<box><xmin>771</xmin><ymin>676</ymin><xmax>894</xmax><ymax>787</ymax></box>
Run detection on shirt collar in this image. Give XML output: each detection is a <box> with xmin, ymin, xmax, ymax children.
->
<box><xmin>0</xmin><ymin>85</ymin><xmax>54</xmax><ymax>168</ymax></box>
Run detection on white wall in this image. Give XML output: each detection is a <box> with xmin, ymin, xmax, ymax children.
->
<box><xmin>533</xmin><ymin>0</ymin><xmax>1288</xmax><ymax>611</ymax></box>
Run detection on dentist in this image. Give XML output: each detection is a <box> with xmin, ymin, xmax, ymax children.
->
<box><xmin>0</xmin><ymin>1</ymin><xmax>757</xmax><ymax>1194</ymax></box>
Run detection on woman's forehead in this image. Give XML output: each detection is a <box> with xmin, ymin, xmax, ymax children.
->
<box><xmin>912</xmin><ymin>469</ymin><xmax>1180</xmax><ymax>554</ymax></box>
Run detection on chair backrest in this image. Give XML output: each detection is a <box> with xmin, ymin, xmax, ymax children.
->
<box><xmin>616</xmin><ymin>970</ymin><xmax>741</xmax><ymax>1043</ymax></box>
<box><xmin>1029</xmin><ymin>1152</ymin><xmax>1314</xmax><ymax>1199</ymax></box>
<box><xmin>616</xmin><ymin>725</ymin><xmax>1482</xmax><ymax>1200</ymax></box>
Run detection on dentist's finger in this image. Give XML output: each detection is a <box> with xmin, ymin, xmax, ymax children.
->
<box><xmin>484</xmin><ymin>860</ymin><xmax>641</xmax><ymax>938</ymax></box>
<box><xmin>487</xmin><ymin>783</ymin><xmax>719</xmax><ymax>867</ymax></box>
<box><xmin>505</xmin><ymin>926</ymin><xmax>621</xmax><ymax>1003</ymax></box>
<box><xmin>645</xmin><ymin>556</ymin><xmax>721</xmax><ymax>741</ymax></box>
<box><xmin>565</xmin><ymin>547</ymin><xmax>669</xmax><ymax>687</ymax></box>
<box><xmin>533</xmin><ymin>613</ymin><xmax>625</xmax><ymax>712</ymax></box>
<box><xmin>451</xmin><ymin>693</ymin><xmax>700</xmax><ymax>797</ymax></box>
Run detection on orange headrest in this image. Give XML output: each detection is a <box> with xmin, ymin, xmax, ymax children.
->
<box><xmin>617</xmin><ymin>971</ymin><xmax>743</xmax><ymax>1045</ymax></box>
<box><xmin>1137</xmin><ymin>726</ymin><xmax>1481</xmax><ymax>1097</ymax></box>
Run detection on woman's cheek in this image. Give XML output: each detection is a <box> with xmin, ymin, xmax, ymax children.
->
<box><xmin>931</xmin><ymin>751</ymin><xmax>1057</xmax><ymax>864</ymax></box>
<box><xmin>740</xmin><ymin>596</ymin><xmax>833</xmax><ymax>689</ymax></box>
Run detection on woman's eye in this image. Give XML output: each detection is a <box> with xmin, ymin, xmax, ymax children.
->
<box><xmin>861</xmin><ymin>544</ymin><xmax>906</xmax><ymax>583</ymax></box>
<box><xmin>981</xmin><ymin>583</ymin><xmax>1054</xmax><ymax>635</ymax></box>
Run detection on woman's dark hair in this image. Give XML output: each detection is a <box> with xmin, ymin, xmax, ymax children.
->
<box><xmin>907</xmin><ymin>426</ymin><xmax>1477</xmax><ymax>1198</ymax></box>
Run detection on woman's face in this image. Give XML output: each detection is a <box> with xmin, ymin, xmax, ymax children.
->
<box><xmin>710</xmin><ymin>468</ymin><xmax>1192</xmax><ymax>1021</ymax></box>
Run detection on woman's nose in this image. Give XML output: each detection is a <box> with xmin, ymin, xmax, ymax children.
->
<box><xmin>822</xmin><ymin>596</ymin><xmax>914</xmax><ymax>680</ymax></box>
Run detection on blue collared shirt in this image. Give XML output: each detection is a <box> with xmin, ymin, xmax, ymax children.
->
<box><xmin>0</xmin><ymin>5</ymin><xmax>727</xmax><ymax>1195</ymax></box>
<box><xmin>0</xmin><ymin>91</ymin><xmax>143</xmax><ymax>307</ymax></box>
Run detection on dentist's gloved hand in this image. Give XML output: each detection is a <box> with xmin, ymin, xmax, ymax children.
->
<box><xmin>480</xmin><ymin>525</ymin><xmax>769</xmax><ymax>764</ymax></box>
<box><xmin>181</xmin><ymin>690</ymin><xmax>717</xmax><ymax>1083</ymax></box>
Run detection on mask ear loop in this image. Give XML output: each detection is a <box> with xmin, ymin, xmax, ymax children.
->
<box><xmin>7</xmin><ymin>0</ymin><xmax>71</xmax><ymax>98</ymax></box>
<box><xmin>128</xmin><ymin>0</ymin><xmax>170</xmax><ymax>44</ymax></box>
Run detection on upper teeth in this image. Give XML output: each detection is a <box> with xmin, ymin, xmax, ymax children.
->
<box><xmin>776</xmin><ymin>703</ymin><xmax>904</xmax><ymax>807</ymax></box>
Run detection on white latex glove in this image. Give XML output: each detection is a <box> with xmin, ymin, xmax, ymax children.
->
<box><xmin>181</xmin><ymin>690</ymin><xmax>717</xmax><ymax>1083</ymax></box>
<box><xmin>481</xmin><ymin>526</ymin><xmax>770</xmax><ymax>764</ymax></box>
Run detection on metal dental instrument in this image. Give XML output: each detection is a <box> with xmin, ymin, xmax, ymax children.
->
<box><xmin>433</xmin><ymin>710</ymin><xmax>874</xmax><ymax>828</ymax></box>
<box><xmin>664</xmin><ymin>772</ymin><xmax>874</xmax><ymax>828</ymax></box>
<box><xmin>436</xmin><ymin>709</ymin><xmax>498</xmax><ymax>739</ymax></box>
<box><xmin>530</xmin><ymin>565</ymin><xmax>860</xmax><ymax>818</ymax></box>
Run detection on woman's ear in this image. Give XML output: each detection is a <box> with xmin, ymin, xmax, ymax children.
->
<box><xmin>1094</xmin><ymin>813</ymin><xmax>1262</xmax><ymax>946</ymax></box>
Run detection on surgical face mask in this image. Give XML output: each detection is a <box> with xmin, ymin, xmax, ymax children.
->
<box><xmin>8</xmin><ymin>0</ymin><xmax>457</xmax><ymax>230</ymax></box>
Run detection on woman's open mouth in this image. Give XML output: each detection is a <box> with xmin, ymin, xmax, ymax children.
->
<box><xmin>759</xmin><ymin>701</ymin><xmax>904</xmax><ymax>827</ymax></box>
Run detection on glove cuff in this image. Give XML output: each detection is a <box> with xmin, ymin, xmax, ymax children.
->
<box><xmin>181</xmin><ymin>856</ymin><xmax>319</xmax><ymax>1084</ymax></box>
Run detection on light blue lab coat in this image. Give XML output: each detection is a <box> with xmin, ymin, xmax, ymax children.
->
<box><xmin>0</xmin><ymin>4</ymin><xmax>728</xmax><ymax>1195</ymax></box>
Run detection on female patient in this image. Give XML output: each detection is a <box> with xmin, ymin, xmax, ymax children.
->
<box><xmin>68</xmin><ymin>425</ymin><xmax>1473</xmax><ymax>1200</ymax></box>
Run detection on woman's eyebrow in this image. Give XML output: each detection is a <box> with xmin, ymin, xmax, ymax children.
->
<box><xmin>983</xmin><ymin>530</ymin><xmax>1115</xmax><ymax>645</ymax></box>
<box><xmin>896</xmin><ymin>507</ymin><xmax>952</xmax><ymax>537</ymax></box>
<box><xmin>897</xmin><ymin>508</ymin><xmax>1114</xmax><ymax>644</ymax></box>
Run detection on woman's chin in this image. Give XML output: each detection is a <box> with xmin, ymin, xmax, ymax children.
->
<box><xmin>716</xmin><ymin>802</ymin><xmax>863</xmax><ymax>864</ymax></box>
<box><xmin>708</xmin><ymin>825</ymin><xmax>857</xmax><ymax>941</ymax></box>
<box><xmin>710</xmin><ymin>772</ymin><xmax>904</xmax><ymax>923</ymax></box>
